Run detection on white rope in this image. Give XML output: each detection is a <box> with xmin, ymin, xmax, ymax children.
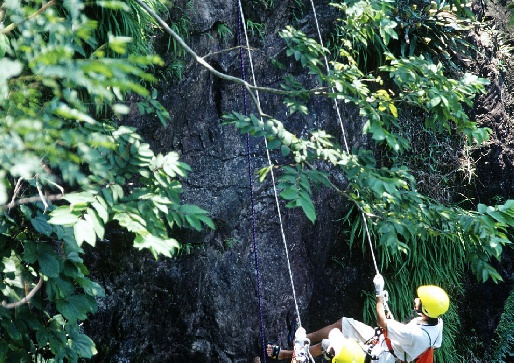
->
<box><xmin>308</xmin><ymin>0</ymin><xmax>379</xmax><ymax>275</ymax></box>
<box><xmin>238</xmin><ymin>1</ymin><xmax>303</xmax><ymax>326</ymax></box>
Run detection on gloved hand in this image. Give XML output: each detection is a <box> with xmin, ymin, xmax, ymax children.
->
<box><xmin>373</xmin><ymin>274</ymin><xmax>385</xmax><ymax>297</ymax></box>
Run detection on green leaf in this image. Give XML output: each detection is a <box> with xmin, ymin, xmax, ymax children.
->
<box><xmin>196</xmin><ymin>214</ymin><xmax>215</xmax><ymax>230</ymax></box>
<box><xmin>85</xmin><ymin>207</ymin><xmax>105</xmax><ymax>240</ymax></box>
<box><xmin>280</xmin><ymin>188</ymin><xmax>299</xmax><ymax>200</ymax></box>
<box><xmin>56</xmin><ymin>295</ymin><xmax>97</xmax><ymax>322</ymax></box>
<box><xmin>133</xmin><ymin>234</ymin><xmax>180</xmax><ymax>259</ymax></box>
<box><xmin>257</xmin><ymin>165</ymin><xmax>273</xmax><ymax>182</ymax></box>
<box><xmin>299</xmin><ymin>196</ymin><xmax>316</xmax><ymax>223</ymax></box>
<box><xmin>267</xmin><ymin>138</ymin><xmax>281</xmax><ymax>150</ymax></box>
<box><xmin>48</xmin><ymin>278</ymin><xmax>74</xmax><ymax>300</ymax></box>
<box><xmin>31</xmin><ymin>215</ymin><xmax>53</xmax><ymax>236</ymax></box>
<box><xmin>78</xmin><ymin>279</ymin><xmax>105</xmax><ymax>298</ymax></box>
<box><xmin>48</xmin><ymin>207</ymin><xmax>81</xmax><ymax>226</ymax></box>
<box><xmin>68</xmin><ymin>330</ymin><xmax>98</xmax><ymax>358</ymax></box>
<box><xmin>185</xmin><ymin>215</ymin><xmax>202</xmax><ymax>230</ymax></box>
<box><xmin>1</xmin><ymin>319</ymin><xmax>22</xmax><ymax>340</ymax></box>
<box><xmin>74</xmin><ymin>218</ymin><xmax>97</xmax><ymax>247</ymax></box>
<box><xmin>36</xmin><ymin>326</ymin><xmax>67</xmax><ymax>356</ymax></box>
<box><xmin>38</xmin><ymin>244</ymin><xmax>61</xmax><ymax>277</ymax></box>
<box><xmin>63</xmin><ymin>191</ymin><xmax>96</xmax><ymax>205</ymax></box>
<box><xmin>92</xmin><ymin>199</ymin><xmax>109</xmax><ymax>223</ymax></box>
<box><xmin>22</xmin><ymin>240</ymin><xmax>37</xmax><ymax>263</ymax></box>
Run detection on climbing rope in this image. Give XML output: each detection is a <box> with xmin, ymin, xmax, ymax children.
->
<box><xmin>308</xmin><ymin>0</ymin><xmax>380</xmax><ymax>276</ymax></box>
<box><xmin>237</xmin><ymin>0</ymin><xmax>302</xmax><ymax>324</ymax></box>
<box><xmin>237</xmin><ymin>0</ymin><xmax>382</xmax><ymax>360</ymax></box>
<box><xmin>235</xmin><ymin>2</ymin><xmax>268</xmax><ymax>362</ymax></box>
<box><xmin>237</xmin><ymin>0</ymin><xmax>310</xmax><ymax>361</ymax></box>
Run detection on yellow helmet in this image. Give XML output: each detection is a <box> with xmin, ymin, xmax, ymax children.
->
<box><xmin>331</xmin><ymin>337</ymin><xmax>365</xmax><ymax>363</ymax></box>
<box><xmin>417</xmin><ymin>285</ymin><xmax>450</xmax><ymax>318</ymax></box>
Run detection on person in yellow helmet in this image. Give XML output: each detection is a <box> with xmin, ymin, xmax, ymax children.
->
<box><xmin>266</xmin><ymin>274</ymin><xmax>449</xmax><ymax>363</ymax></box>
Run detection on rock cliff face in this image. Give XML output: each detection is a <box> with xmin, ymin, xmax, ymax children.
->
<box><xmin>83</xmin><ymin>0</ymin><xmax>514</xmax><ymax>362</ymax></box>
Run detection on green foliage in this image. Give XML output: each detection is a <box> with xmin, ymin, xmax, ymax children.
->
<box><xmin>224</xmin><ymin>238</ymin><xmax>241</xmax><ymax>248</ymax></box>
<box><xmin>330</xmin><ymin>0</ymin><xmax>475</xmax><ymax>72</ymax></box>
<box><xmin>226</xmin><ymin>101</ymin><xmax>509</xmax><ymax>284</ymax></box>
<box><xmin>223</xmin><ymin>1</ymin><xmax>508</xmax><ymax>360</ymax></box>
<box><xmin>281</xmin><ymin>26</ymin><xmax>327</xmax><ymax>79</ymax></box>
<box><xmin>277</xmin><ymin>165</ymin><xmax>331</xmax><ymax>223</ymax></box>
<box><xmin>251</xmin><ymin>0</ymin><xmax>274</xmax><ymax>10</ymax></box>
<box><xmin>490</xmin><ymin>287</ymin><xmax>514</xmax><ymax>362</ymax></box>
<box><xmin>84</xmin><ymin>0</ymin><xmax>168</xmax><ymax>58</ymax></box>
<box><xmin>382</xmin><ymin>56</ymin><xmax>490</xmax><ymax>145</ymax></box>
<box><xmin>330</xmin><ymin>0</ymin><xmax>398</xmax><ymax>71</ymax></box>
<box><xmin>0</xmin><ymin>0</ymin><xmax>213</xmax><ymax>360</ymax></box>
<box><xmin>137</xmin><ymin>88</ymin><xmax>171</xmax><ymax>126</ymax></box>
<box><xmin>162</xmin><ymin>1</ymin><xmax>193</xmax><ymax>81</ymax></box>
<box><xmin>216</xmin><ymin>22</ymin><xmax>233</xmax><ymax>44</ymax></box>
<box><xmin>246</xmin><ymin>19</ymin><xmax>267</xmax><ymax>40</ymax></box>
<box><xmin>392</xmin><ymin>0</ymin><xmax>475</xmax><ymax>68</ymax></box>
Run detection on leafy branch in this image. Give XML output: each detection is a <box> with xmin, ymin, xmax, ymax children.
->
<box><xmin>0</xmin><ymin>1</ymin><xmax>215</xmax><ymax>360</ymax></box>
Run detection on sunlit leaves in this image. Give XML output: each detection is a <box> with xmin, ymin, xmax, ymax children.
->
<box><xmin>225</xmin><ymin>0</ymin><xmax>504</xmax><ymax>289</ymax></box>
<box><xmin>277</xmin><ymin>166</ymin><xmax>331</xmax><ymax>223</ymax></box>
<box><xmin>281</xmin><ymin>26</ymin><xmax>327</xmax><ymax>78</ymax></box>
<box><xmin>48</xmin><ymin>207</ymin><xmax>81</xmax><ymax>226</ymax></box>
<box><xmin>0</xmin><ymin>0</ymin><xmax>214</xmax><ymax>361</ymax></box>
<box><xmin>133</xmin><ymin>234</ymin><xmax>180</xmax><ymax>259</ymax></box>
<box><xmin>382</xmin><ymin>56</ymin><xmax>491</xmax><ymax>145</ymax></box>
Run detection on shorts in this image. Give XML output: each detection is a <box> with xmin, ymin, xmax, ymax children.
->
<box><xmin>341</xmin><ymin>317</ymin><xmax>397</xmax><ymax>363</ymax></box>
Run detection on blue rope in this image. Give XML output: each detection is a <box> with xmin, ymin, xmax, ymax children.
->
<box><xmin>236</xmin><ymin>2</ymin><xmax>267</xmax><ymax>362</ymax></box>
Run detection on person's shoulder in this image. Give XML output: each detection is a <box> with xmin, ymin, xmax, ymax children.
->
<box><xmin>386</xmin><ymin>318</ymin><xmax>410</xmax><ymax>331</ymax></box>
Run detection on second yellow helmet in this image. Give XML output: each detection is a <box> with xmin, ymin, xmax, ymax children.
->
<box><xmin>329</xmin><ymin>328</ymin><xmax>365</xmax><ymax>363</ymax></box>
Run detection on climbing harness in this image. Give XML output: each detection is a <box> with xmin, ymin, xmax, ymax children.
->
<box><xmin>364</xmin><ymin>319</ymin><xmax>441</xmax><ymax>363</ymax></box>
<box><xmin>362</xmin><ymin>292</ymin><xmax>394</xmax><ymax>362</ymax></box>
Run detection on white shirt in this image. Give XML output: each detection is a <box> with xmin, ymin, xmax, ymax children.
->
<box><xmin>385</xmin><ymin>317</ymin><xmax>443</xmax><ymax>362</ymax></box>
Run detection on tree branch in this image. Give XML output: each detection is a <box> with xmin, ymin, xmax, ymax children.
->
<box><xmin>133</xmin><ymin>0</ymin><xmax>296</xmax><ymax>117</ymax></box>
<box><xmin>1</xmin><ymin>0</ymin><xmax>57</xmax><ymax>35</ymax></box>
<box><xmin>2</xmin><ymin>193</ymin><xmax>63</xmax><ymax>210</ymax></box>
<box><xmin>2</xmin><ymin>277</ymin><xmax>43</xmax><ymax>309</ymax></box>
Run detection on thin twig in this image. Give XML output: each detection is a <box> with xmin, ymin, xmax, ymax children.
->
<box><xmin>35</xmin><ymin>176</ymin><xmax>48</xmax><ymax>213</ymax></box>
<box><xmin>2</xmin><ymin>277</ymin><xmax>43</xmax><ymax>309</ymax></box>
<box><xmin>2</xmin><ymin>0</ymin><xmax>56</xmax><ymax>34</ymax></box>
<box><xmin>8</xmin><ymin>177</ymin><xmax>24</xmax><ymax>211</ymax></box>
<box><xmin>1</xmin><ymin>193</ymin><xmax>64</xmax><ymax>210</ymax></box>
<box><xmin>202</xmin><ymin>45</ymin><xmax>255</xmax><ymax>59</ymax></box>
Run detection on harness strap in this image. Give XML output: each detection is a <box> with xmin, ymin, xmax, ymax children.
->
<box><xmin>383</xmin><ymin>329</ymin><xmax>395</xmax><ymax>356</ymax></box>
<box><xmin>365</xmin><ymin>327</ymin><xmax>383</xmax><ymax>358</ymax></box>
